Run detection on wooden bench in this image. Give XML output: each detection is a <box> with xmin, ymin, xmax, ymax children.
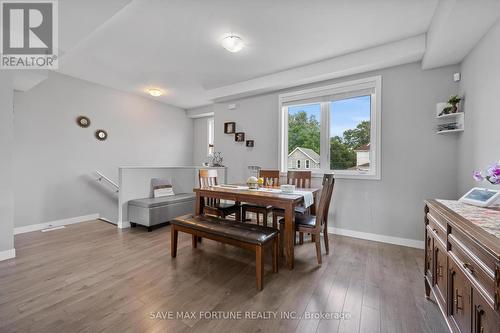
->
<box><xmin>170</xmin><ymin>214</ymin><xmax>279</xmax><ymax>290</ymax></box>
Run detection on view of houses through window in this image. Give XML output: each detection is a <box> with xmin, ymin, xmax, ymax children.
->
<box><xmin>287</xmin><ymin>96</ymin><xmax>371</xmax><ymax>171</ymax></box>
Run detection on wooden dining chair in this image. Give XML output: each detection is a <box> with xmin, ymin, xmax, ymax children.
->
<box><xmin>241</xmin><ymin>170</ymin><xmax>280</xmax><ymax>228</ymax></box>
<box><xmin>279</xmin><ymin>173</ymin><xmax>335</xmax><ymax>265</ymax></box>
<box><xmin>272</xmin><ymin>170</ymin><xmax>312</xmax><ymax>228</ymax></box>
<box><xmin>198</xmin><ymin>169</ymin><xmax>241</xmax><ymax>220</ymax></box>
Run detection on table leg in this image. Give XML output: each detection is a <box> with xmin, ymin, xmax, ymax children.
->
<box><xmin>284</xmin><ymin>203</ymin><xmax>295</xmax><ymax>270</ymax></box>
<box><xmin>195</xmin><ymin>194</ymin><xmax>204</xmax><ymax>216</ymax></box>
<box><xmin>195</xmin><ymin>194</ymin><xmax>204</xmax><ymax>242</ymax></box>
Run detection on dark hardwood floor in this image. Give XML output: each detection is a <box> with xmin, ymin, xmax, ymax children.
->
<box><xmin>0</xmin><ymin>220</ymin><xmax>449</xmax><ymax>333</ymax></box>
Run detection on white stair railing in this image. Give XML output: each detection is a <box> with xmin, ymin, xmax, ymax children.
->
<box><xmin>96</xmin><ymin>171</ymin><xmax>119</xmax><ymax>193</ymax></box>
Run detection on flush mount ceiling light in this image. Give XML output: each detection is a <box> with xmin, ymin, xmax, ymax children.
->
<box><xmin>221</xmin><ymin>34</ymin><xmax>244</xmax><ymax>53</ymax></box>
<box><xmin>148</xmin><ymin>88</ymin><xmax>163</xmax><ymax>97</ymax></box>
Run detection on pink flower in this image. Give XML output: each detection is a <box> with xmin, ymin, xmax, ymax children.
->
<box><xmin>473</xmin><ymin>171</ymin><xmax>484</xmax><ymax>182</ymax></box>
<box><xmin>486</xmin><ymin>163</ymin><xmax>500</xmax><ymax>176</ymax></box>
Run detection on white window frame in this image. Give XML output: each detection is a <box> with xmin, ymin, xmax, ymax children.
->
<box><xmin>207</xmin><ymin>117</ymin><xmax>214</xmax><ymax>155</ymax></box>
<box><xmin>305</xmin><ymin>159</ymin><xmax>310</xmax><ymax>169</ymax></box>
<box><xmin>278</xmin><ymin>76</ymin><xmax>382</xmax><ymax>180</ymax></box>
<box><xmin>296</xmin><ymin>159</ymin><xmax>301</xmax><ymax>169</ymax></box>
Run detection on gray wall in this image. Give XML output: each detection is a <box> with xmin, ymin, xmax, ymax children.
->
<box><xmin>205</xmin><ymin>62</ymin><xmax>460</xmax><ymax>242</ymax></box>
<box><xmin>0</xmin><ymin>73</ymin><xmax>15</xmax><ymax>254</ymax></box>
<box><xmin>457</xmin><ymin>19</ymin><xmax>500</xmax><ymax>195</ymax></box>
<box><xmin>13</xmin><ymin>72</ymin><xmax>193</xmax><ymax>227</ymax></box>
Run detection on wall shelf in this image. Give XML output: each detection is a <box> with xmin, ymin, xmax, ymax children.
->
<box><xmin>436</xmin><ymin>112</ymin><xmax>464</xmax><ymax>119</ymax></box>
<box><xmin>435</xmin><ymin>103</ymin><xmax>464</xmax><ymax>134</ymax></box>
<box><xmin>436</xmin><ymin>128</ymin><xmax>464</xmax><ymax>134</ymax></box>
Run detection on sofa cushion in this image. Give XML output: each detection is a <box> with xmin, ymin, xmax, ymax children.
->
<box><xmin>129</xmin><ymin>193</ymin><xmax>195</xmax><ymax>208</ymax></box>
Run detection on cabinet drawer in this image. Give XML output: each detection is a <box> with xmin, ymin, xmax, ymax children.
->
<box><xmin>449</xmin><ymin>235</ymin><xmax>496</xmax><ymax>307</ymax></box>
<box><xmin>427</xmin><ymin>207</ymin><xmax>448</xmax><ymax>231</ymax></box>
<box><xmin>427</xmin><ymin>213</ymin><xmax>447</xmax><ymax>246</ymax></box>
<box><xmin>449</xmin><ymin>224</ymin><xmax>497</xmax><ymax>274</ymax></box>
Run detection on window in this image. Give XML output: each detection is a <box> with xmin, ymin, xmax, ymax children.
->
<box><xmin>207</xmin><ymin>118</ymin><xmax>214</xmax><ymax>155</ymax></box>
<box><xmin>279</xmin><ymin>76</ymin><xmax>381</xmax><ymax>179</ymax></box>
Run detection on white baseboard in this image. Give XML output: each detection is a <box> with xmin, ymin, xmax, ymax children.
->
<box><xmin>328</xmin><ymin>227</ymin><xmax>424</xmax><ymax>249</ymax></box>
<box><xmin>14</xmin><ymin>214</ymin><xmax>100</xmax><ymax>235</ymax></box>
<box><xmin>0</xmin><ymin>248</ymin><xmax>16</xmax><ymax>261</ymax></box>
<box><xmin>118</xmin><ymin>221</ymin><xmax>131</xmax><ymax>229</ymax></box>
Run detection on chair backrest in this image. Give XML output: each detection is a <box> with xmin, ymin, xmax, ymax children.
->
<box><xmin>287</xmin><ymin>170</ymin><xmax>312</xmax><ymax>188</ymax></box>
<box><xmin>314</xmin><ymin>173</ymin><xmax>335</xmax><ymax>231</ymax></box>
<box><xmin>199</xmin><ymin>169</ymin><xmax>219</xmax><ymax>207</ymax></box>
<box><xmin>199</xmin><ymin>169</ymin><xmax>218</xmax><ymax>188</ymax></box>
<box><xmin>259</xmin><ymin>170</ymin><xmax>280</xmax><ymax>187</ymax></box>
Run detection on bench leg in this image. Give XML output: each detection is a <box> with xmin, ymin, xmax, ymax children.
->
<box><xmin>272</xmin><ymin>237</ymin><xmax>279</xmax><ymax>273</ymax></box>
<box><xmin>171</xmin><ymin>227</ymin><xmax>178</xmax><ymax>258</ymax></box>
<box><xmin>299</xmin><ymin>232</ymin><xmax>304</xmax><ymax>244</ymax></box>
<box><xmin>192</xmin><ymin>234</ymin><xmax>197</xmax><ymax>248</ymax></box>
<box><xmin>256</xmin><ymin>246</ymin><xmax>264</xmax><ymax>291</ymax></box>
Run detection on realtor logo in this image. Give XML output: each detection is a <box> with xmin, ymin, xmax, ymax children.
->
<box><xmin>1</xmin><ymin>0</ymin><xmax>58</xmax><ymax>69</ymax></box>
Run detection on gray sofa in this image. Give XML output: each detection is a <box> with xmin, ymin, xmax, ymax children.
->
<box><xmin>128</xmin><ymin>193</ymin><xmax>195</xmax><ymax>231</ymax></box>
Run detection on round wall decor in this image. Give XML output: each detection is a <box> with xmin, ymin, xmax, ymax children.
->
<box><xmin>95</xmin><ymin>129</ymin><xmax>108</xmax><ymax>141</ymax></box>
<box><xmin>76</xmin><ymin>116</ymin><xmax>91</xmax><ymax>128</ymax></box>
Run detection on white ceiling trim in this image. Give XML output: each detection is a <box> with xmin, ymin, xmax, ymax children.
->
<box><xmin>422</xmin><ymin>0</ymin><xmax>500</xmax><ymax>69</ymax></box>
<box><xmin>206</xmin><ymin>35</ymin><xmax>426</xmax><ymax>103</ymax></box>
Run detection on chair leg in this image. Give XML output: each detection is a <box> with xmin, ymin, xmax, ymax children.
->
<box><xmin>171</xmin><ymin>227</ymin><xmax>178</xmax><ymax>257</ymax></box>
<box><xmin>256</xmin><ymin>246</ymin><xmax>264</xmax><ymax>291</ymax></box>
<box><xmin>315</xmin><ymin>234</ymin><xmax>322</xmax><ymax>265</ymax></box>
<box><xmin>299</xmin><ymin>232</ymin><xmax>304</xmax><ymax>245</ymax></box>
<box><xmin>241</xmin><ymin>207</ymin><xmax>247</xmax><ymax>223</ymax></box>
<box><xmin>272</xmin><ymin>237</ymin><xmax>279</xmax><ymax>273</ymax></box>
<box><xmin>236</xmin><ymin>205</ymin><xmax>241</xmax><ymax>222</ymax></box>
<box><xmin>311</xmin><ymin>234</ymin><xmax>316</xmax><ymax>242</ymax></box>
<box><xmin>256</xmin><ymin>212</ymin><xmax>260</xmax><ymax>225</ymax></box>
<box><xmin>279</xmin><ymin>227</ymin><xmax>285</xmax><ymax>257</ymax></box>
<box><xmin>263</xmin><ymin>212</ymin><xmax>268</xmax><ymax>227</ymax></box>
<box><xmin>323</xmin><ymin>226</ymin><xmax>330</xmax><ymax>255</ymax></box>
<box><xmin>192</xmin><ymin>234</ymin><xmax>197</xmax><ymax>248</ymax></box>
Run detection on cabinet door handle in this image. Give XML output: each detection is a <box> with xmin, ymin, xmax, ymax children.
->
<box><xmin>455</xmin><ymin>289</ymin><xmax>464</xmax><ymax>311</ymax></box>
<box><xmin>463</xmin><ymin>262</ymin><xmax>475</xmax><ymax>274</ymax></box>
<box><xmin>475</xmin><ymin>305</ymin><xmax>485</xmax><ymax>333</ymax></box>
<box><xmin>438</xmin><ymin>265</ymin><xmax>443</xmax><ymax>278</ymax></box>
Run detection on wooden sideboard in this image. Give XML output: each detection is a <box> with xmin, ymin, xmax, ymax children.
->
<box><xmin>424</xmin><ymin>199</ymin><xmax>500</xmax><ymax>333</ymax></box>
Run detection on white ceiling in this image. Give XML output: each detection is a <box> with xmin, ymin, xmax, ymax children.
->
<box><xmin>51</xmin><ymin>0</ymin><xmax>500</xmax><ymax>109</ymax></box>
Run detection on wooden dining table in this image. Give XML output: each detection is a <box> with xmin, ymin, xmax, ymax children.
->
<box><xmin>193</xmin><ymin>186</ymin><xmax>320</xmax><ymax>270</ymax></box>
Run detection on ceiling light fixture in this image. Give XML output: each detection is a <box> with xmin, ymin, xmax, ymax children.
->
<box><xmin>148</xmin><ymin>88</ymin><xmax>163</xmax><ymax>97</ymax></box>
<box><xmin>221</xmin><ymin>34</ymin><xmax>244</xmax><ymax>53</ymax></box>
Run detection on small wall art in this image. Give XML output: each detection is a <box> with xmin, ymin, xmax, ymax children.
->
<box><xmin>235</xmin><ymin>132</ymin><xmax>245</xmax><ymax>142</ymax></box>
<box><xmin>224</xmin><ymin>122</ymin><xmax>236</xmax><ymax>134</ymax></box>
<box><xmin>95</xmin><ymin>129</ymin><xmax>108</xmax><ymax>141</ymax></box>
<box><xmin>246</xmin><ymin>140</ymin><xmax>254</xmax><ymax>147</ymax></box>
<box><xmin>76</xmin><ymin>116</ymin><xmax>91</xmax><ymax>128</ymax></box>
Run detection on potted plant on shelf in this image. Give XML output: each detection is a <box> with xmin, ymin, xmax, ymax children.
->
<box><xmin>448</xmin><ymin>95</ymin><xmax>462</xmax><ymax>113</ymax></box>
<box><xmin>473</xmin><ymin>161</ymin><xmax>500</xmax><ymax>185</ymax></box>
